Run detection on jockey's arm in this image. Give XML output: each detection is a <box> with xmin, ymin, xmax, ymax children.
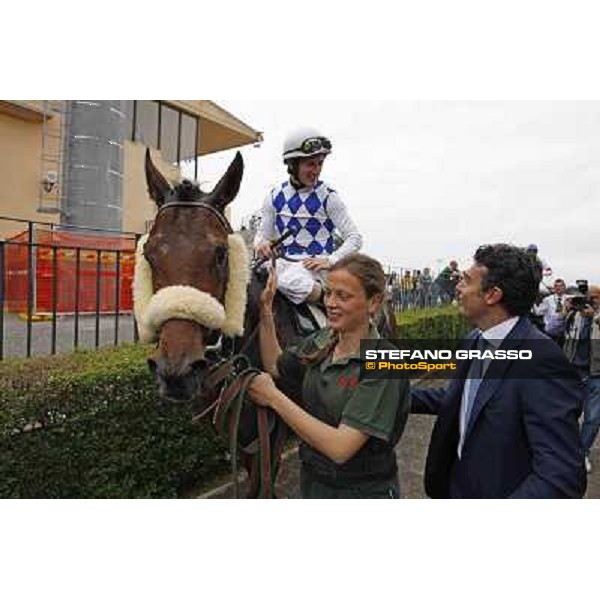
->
<box><xmin>253</xmin><ymin>191</ymin><xmax>277</xmax><ymax>258</ymax></box>
<box><xmin>325</xmin><ymin>191</ymin><xmax>363</xmax><ymax>264</ymax></box>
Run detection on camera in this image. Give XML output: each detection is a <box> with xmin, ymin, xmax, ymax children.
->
<box><xmin>568</xmin><ymin>279</ymin><xmax>591</xmax><ymax>311</ymax></box>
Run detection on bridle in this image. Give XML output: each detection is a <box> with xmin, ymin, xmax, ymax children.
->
<box><xmin>151</xmin><ymin>200</ymin><xmax>284</xmax><ymax>497</ymax></box>
<box><xmin>157</xmin><ymin>200</ymin><xmax>233</xmax><ymax>234</ymax></box>
<box><xmin>153</xmin><ymin>198</ymin><xmax>248</xmax><ymax>375</ymax></box>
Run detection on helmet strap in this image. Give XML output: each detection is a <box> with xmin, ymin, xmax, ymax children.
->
<box><xmin>285</xmin><ymin>159</ymin><xmax>303</xmax><ymax>189</ymax></box>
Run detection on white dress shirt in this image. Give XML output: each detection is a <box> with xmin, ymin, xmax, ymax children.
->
<box><xmin>458</xmin><ymin>316</ymin><xmax>519</xmax><ymax>457</ymax></box>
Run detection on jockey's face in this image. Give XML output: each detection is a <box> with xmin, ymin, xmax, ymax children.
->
<box><xmin>324</xmin><ymin>268</ymin><xmax>380</xmax><ymax>333</ymax></box>
<box><xmin>297</xmin><ymin>154</ymin><xmax>326</xmax><ymax>187</ymax></box>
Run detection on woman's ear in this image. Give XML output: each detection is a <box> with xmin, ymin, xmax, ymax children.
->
<box><xmin>368</xmin><ymin>293</ymin><xmax>383</xmax><ymax>316</ymax></box>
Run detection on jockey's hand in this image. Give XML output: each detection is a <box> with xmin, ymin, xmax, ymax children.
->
<box><xmin>260</xmin><ymin>266</ymin><xmax>277</xmax><ymax>314</ymax></box>
<box><xmin>247</xmin><ymin>372</ymin><xmax>278</xmax><ymax>407</ymax></box>
<box><xmin>303</xmin><ymin>257</ymin><xmax>330</xmax><ymax>272</ymax></box>
<box><xmin>256</xmin><ymin>241</ymin><xmax>275</xmax><ymax>260</ymax></box>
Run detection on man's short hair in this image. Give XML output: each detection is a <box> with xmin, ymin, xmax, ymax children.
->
<box><xmin>474</xmin><ymin>244</ymin><xmax>541</xmax><ymax>317</ymax></box>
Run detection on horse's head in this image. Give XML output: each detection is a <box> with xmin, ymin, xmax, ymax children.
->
<box><xmin>134</xmin><ymin>149</ymin><xmax>249</xmax><ymax>404</ymax></box>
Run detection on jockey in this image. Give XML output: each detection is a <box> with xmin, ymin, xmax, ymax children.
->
<box><xmin>254</xmin><ymin>127</ymin><xmax>363</xmax><ymax>304</ymax></box>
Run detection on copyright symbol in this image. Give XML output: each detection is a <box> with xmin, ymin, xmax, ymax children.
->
<box><xmin>366</xmin><ymin>362</ymin><xmax>376</xmax><ymax>370</ymax></box>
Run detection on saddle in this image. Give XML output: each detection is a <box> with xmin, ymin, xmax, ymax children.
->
<box><xmin>255</xmin><ymin>267</ymin><xmax>325</xmax><ymax>336</ymax></box>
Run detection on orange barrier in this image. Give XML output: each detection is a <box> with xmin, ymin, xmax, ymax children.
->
<box><xmin>4</xmin><ymin>230</ymin><xmax>136</xmax><ymax>314</ymax></box>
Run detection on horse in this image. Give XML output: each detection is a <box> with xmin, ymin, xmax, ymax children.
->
<box><xmin>134</xmin><ymin>148</ymin><xmax>398</xmax><ymax>497</ymax></box>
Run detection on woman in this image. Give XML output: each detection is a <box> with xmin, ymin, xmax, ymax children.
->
<box><xmin>247</xmin><ymin>253</ymin><xmax>410</xmax><ymax>499</ymax></box>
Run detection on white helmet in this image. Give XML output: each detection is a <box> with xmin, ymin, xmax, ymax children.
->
<box><xmin>282</xmin><ymin>127</ymin><xmax>332</xmax><ymax>161</ymax></box>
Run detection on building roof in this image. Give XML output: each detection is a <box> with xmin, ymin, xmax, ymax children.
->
<box><xmin>0</xmin><ymin>101</ymin><xmax>47</xmax><ymax>123</ymax></box>
<box><xmin>167</xmin><ymin>100</ymin><xmax>263</xmax><ymax>155</ymax></box>
<box><xmin>0</xmin><ymin>100</ymin><xmax>263</xmax><ymax>156</ymax></box>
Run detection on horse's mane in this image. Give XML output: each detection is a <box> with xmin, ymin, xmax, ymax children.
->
<box><xmin>171</xmin><ymin>179</ymin><xmax>206</xmax><ymax>202</ymax></box>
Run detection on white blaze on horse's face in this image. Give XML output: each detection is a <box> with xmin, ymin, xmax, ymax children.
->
<box><xmin>134</xmin><ymin>149</ymin><xmax>249</xmax><ymax>402</ymax></box>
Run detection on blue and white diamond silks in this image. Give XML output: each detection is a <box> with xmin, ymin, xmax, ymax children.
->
<box><xmin>270</xmin><ymin>180</ymin><xmax>336</xmax><ymax>257</ymax></box>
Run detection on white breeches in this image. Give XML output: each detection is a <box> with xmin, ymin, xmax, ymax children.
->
<box><xmin>271</xmin><ymin>260</ymin><xmax>326</xmax><ymax>305</ymax></box>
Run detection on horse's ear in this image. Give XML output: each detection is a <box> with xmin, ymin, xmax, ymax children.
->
<box><xmin>145</xmin><ymin>148</ymin><xmax>172</xmax><ymax>207</ymax></box>
<box><xmin>208</xmin><ymin>152</ymin><xmax>244</xmax><ymax>212</ymax></box>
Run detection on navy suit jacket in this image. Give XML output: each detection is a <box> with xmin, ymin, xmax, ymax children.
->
<box><xmin>412</xmin><ymin>317</ymin><xmax>587</xmax><ymax>498</ymax></box>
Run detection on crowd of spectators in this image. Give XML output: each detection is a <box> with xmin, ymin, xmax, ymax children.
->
<box><xmin>532</xmin><ymin>275</ymin><xmax>600</xmax><ymax>473</ymax></box>
<box><xmin>386</xmin><ymin>260</ymin><xmax>460</xmax><ymax>310</ymax></box>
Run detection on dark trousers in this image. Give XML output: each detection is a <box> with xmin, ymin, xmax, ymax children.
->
<box><xmin>300</xmin><ymin>465</ymin><xmax>400</xmax><ymax>499</ymax></box>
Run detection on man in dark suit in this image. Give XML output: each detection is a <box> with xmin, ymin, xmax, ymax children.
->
<box><xmin>412</xmin><ymin>244</ymin><xmax>586</xmax><ymax>498</ymax></box>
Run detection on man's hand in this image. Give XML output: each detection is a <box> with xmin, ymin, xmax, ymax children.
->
<box><xmin>303</xmin><ymin>257</ymin><xmax>330</xmax><ymax>272</ymax></box>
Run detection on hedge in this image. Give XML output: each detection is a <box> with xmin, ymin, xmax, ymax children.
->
<box><xmin>0</xmin><ymin>344</ymin><xmax>229</xmax><ymax>498</ymax></box>
<box><xmin>397</xmin><ymin>305</ymin><xmax>469</xmax><ymax>342</ymax></box>
<box><xmin>0</xmin><ymin>306</ymin><xmax>469</xmax><ymax>498</ymax></box>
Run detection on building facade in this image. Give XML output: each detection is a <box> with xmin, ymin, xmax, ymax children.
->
<box><xmin>0</xmin><ymin>100</ymin><xmax>262</xmax><ymax>239</ymax></box>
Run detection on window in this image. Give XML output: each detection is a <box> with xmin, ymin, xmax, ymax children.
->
<box><xmin>160</xmin><ymin>104</ymin><xmax>179</xmax><ymax>163</ymax></box>
<box><xmin>130</xmin><ymin>101</ymin><xmax>199</xmax><ymax>176</ymax></box>
<box><xmin>135</xmin><ymin>101</ymin><xmax>159</xmax><ymax>148</ymax></box>
<box><xmin>180</xmin><ymin>113</ymin><xmax>198</xmax><ymax>163</ymax></box>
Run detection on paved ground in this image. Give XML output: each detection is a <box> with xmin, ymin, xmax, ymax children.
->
<box><xmin>204</xmin><ymin>379</ymin><xmax>600</xmax><ymax>499</ymax></box>
<box><xmin>0</xmin><ymin>312</ymin><xmax>137</xmax><ymax>359</ymax></box>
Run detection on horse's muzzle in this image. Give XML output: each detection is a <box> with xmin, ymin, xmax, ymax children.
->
<box><xmin>148</xmin><ymin>357</ymin><xmax>208</xmax><ymax>403</ymax></box>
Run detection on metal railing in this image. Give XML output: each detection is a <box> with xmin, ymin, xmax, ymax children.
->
<box><xmin>0</xmin><ymin>216</ymin><xmax>141</xmax><ymax>360</ymax></box>
<box><xmin>0</xmin><ymin>218</ymin><xmax>459</xmax><ymax>360</ymax></box>
<box><xmin>384</xmin><ymin>266</ymin><xmax>457</xmax><ymax>313</ymax></box>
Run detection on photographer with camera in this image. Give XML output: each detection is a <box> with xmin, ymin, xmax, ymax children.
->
<box><xmin>533</xmin><ymin>278</ymin><xmax>567</xmax><ymax>346</ymax></box>
<box><xmin>563</xmin><ymin>282</ymin><xmax>600</xmax><ymax>472</ymax></box>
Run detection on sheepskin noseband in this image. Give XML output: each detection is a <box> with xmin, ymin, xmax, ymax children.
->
<box><xmin>133</xmin><ymin>233</ymin><xmax>249</xmax><ymax>343</ymax></box>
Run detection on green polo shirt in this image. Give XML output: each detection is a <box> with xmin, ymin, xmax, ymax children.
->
<box><xmin>277</xmin><ymin>327</ymin><xmax>409</xmax><ymax>444</ymax></box>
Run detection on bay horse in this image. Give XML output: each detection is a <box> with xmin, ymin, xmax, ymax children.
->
<box><xmin>134</xmin><ymin>148</ymin><xmax>398</xmax><ymax>497</ymax></box>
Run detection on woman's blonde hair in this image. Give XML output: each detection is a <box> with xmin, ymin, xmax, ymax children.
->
<box><xmin>329</xmin><ymin>253</ymin><xmax>386</xmax><ymax>299</ymax></box>
<box><xmin>300</xmin><ymin>253</ymin><xmax>386</xmax><ymax>365</ymax></box>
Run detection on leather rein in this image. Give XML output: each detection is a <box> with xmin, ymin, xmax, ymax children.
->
<box><xmin>155</xmin><ymin>200</ymin><xmax>284</xmax><ymax>498</ymax></box>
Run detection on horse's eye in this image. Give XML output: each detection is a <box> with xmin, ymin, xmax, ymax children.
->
<box><xmin>215</xmin><ymin>245</ymin><xmax>228</xmax><ymax>269</ymax></box>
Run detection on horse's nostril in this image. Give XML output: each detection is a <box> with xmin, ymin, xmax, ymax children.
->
<box><xmin>190</xmin><ymin>359</ymin><xmax>208</xmax><ymax>374</ymax></box>
<box><xmin>162</xmin><ymin>373</ymin><xmax>198</xmax><ymax>403</ymax></box>
<box><xmin>147</xmin><ymin>358</ymin><xmax>158</xmax><ymax>375</ymax></box>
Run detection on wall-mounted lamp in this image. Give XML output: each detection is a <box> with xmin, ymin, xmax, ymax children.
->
<box><xmin>42</xmin><ymin>170</ymin><xmax>58</xmax><ymax>194</ymax></box>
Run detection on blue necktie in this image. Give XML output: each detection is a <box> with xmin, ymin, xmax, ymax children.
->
<box><xmin>458</xmin><ymin>335</ymin><xmax>488</xmax><ymax>456</ymax></box>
